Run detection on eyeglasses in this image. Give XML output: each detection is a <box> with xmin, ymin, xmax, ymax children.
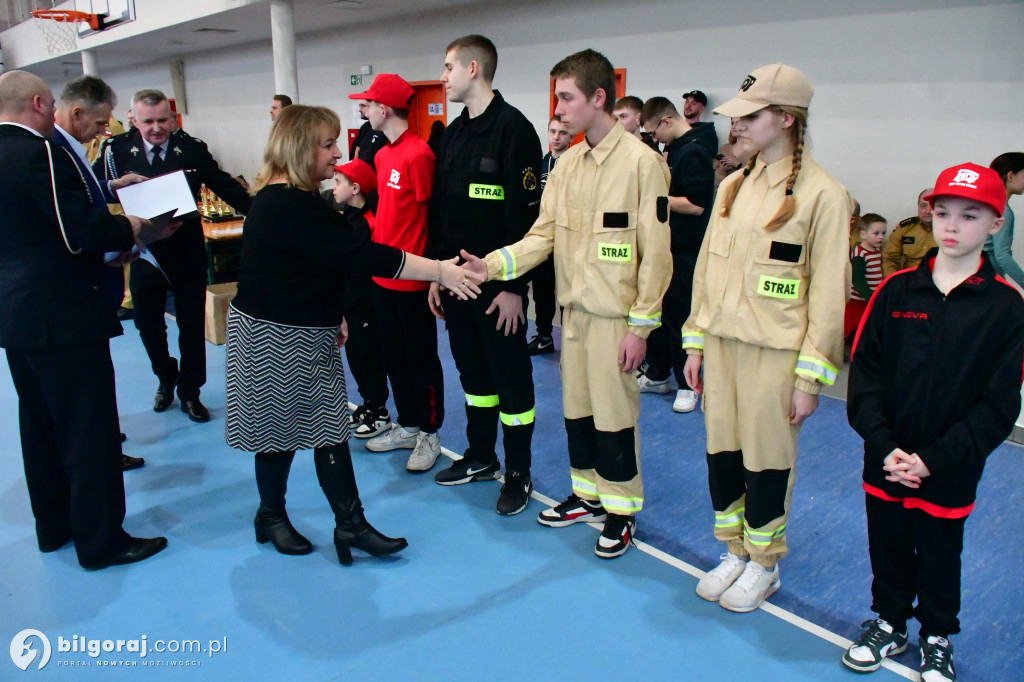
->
<box><xmin>648</xmin><ymin>118</ymin><xmax>667</xmax><ymax>134</ymax></box>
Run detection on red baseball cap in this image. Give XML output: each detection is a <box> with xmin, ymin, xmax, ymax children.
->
<box><xmin>923</xmin><ymin>162</ymin><xmax>1005</xmax><ymax>217</ymax></box>
<box><xmin>333</xmin><ymin>158</ymin><xmax>377</xmax><ymax>193</ymax></box>
<box><xmin>348</xmin><ymin>73</ymin><xmax>414</xmax><ymax>109</ymax></box>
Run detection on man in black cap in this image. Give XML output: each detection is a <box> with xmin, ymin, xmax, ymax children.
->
<box><xmin>681</xmin><ymin>89</ymin><xmax>717</xmax><ymax>156</ymax></box>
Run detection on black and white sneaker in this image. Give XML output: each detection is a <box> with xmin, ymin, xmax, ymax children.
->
<box><xmin>434</xmin><ymin>456</ymin><xmax>500</xmax><ymax>486</ymax></box>
<box><xmin>496</xmin><ymin>470</ymin><xmax>532</xmax><ymax>516</ymax></box>
<box><xmin>595</xmin><ymin>514</ymin><xmax>635</xmax><ymax>559</ymax></box>
<box><xmin>842</xmin><ymin>619</ymin><xmax>908</xmax><ymax>672</ymax></box>
<box><xmin>537</xmin><ymin>494</ymin><xmax>608</xmax><ymax>527</ymax></box>
<box><xmin>527</xmin><ymin>334</ymin><xmax>554</xmax><ymax>355</ymax></box>
<box><xmin>919</xmin><ymin>635</ymin><xmax>956</xmax><ymax>681</ymax></box>
<box><xmin>352</xmin><ymin>404</ymin><xmax>390</xmax><ymax>439</ymax></box>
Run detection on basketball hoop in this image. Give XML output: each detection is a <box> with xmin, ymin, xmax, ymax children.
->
<box><xmin>31</xmin><ymin>10</ymin><xmax>104</xmax><ymax>56</ymax></box>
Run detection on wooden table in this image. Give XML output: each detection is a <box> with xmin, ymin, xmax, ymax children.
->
<box><xmin>203</xmin><ymin>218</ymin><xmax>244</xmax><ymax>285</ymax></box>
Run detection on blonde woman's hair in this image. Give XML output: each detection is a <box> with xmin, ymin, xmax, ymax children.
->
<box><xmin>720</xmin><ymin>105</ymin><xmax>808</xmax><ymax>233</ymax></box>
<box><xmin>253</xmin><ymin>105</ymin><xmax>340</xmax><ymax>193</ymax></box>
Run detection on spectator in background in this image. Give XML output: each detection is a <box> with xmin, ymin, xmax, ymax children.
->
<box><xmin>613</xmin><ymin>96</ymin><xmax>659</xmax><ymax>152</ymax></box>
<box><xmin>426</xmin><ymin>119</ymin><xmax>445</xmax><ymax>158</ymax></box>
<box><xmin>350</xmin><ymin>99</ymin><xmax>387</xmax><ymax>168</ymax></box>
<box><xmin>637</xmin><ymin>96</ymin><xmax>714</xmax><ymax>414</ymax></box>
<box><xmin>682</xmin><ymin>89</ymin><xmax>717</xmax><ymax>156</ymax></box>
<box><xmin>713</xmin><ymin>142</ymin><xmax>742</xmax><ymax>189</ymax></box>
<box><xmin>984</xmin><ymin>152</ymin><xmax>1024</xmax><ymax>288</ymax></box>
<box><xmin>882</xmin><ymin>189</ymin><xmax>936</xmax><ymax>277</ymax></box>
<box><xmin>844</xmin><ymin>213</ymin><xmax>886</xmax><ymax>340</ymax></box>
<box><xmin>270</xmin><ymin>94</ymin><xmax>292</xmax><ymax>120</ymax></box>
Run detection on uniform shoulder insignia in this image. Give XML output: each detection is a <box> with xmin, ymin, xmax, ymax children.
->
<box><xmin>898</xmin><ymin>217</ymin><xmax>917</xmax><ymax>228</ymax></box>
<box><xmin>106</xmin><ymin>130</ymin><xmax>134</xmax><ymax>145</ymax></box>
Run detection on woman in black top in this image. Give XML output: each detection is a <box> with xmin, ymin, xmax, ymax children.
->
<box><xmin>225</xmin><ymin>105</ymin><xmax>476</xmax><ymax>565</ymax></box>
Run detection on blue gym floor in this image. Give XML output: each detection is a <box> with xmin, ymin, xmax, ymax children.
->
<box><xmin>1</xmin><ymin>315</ymin><xmax>1020</xmax><ymax>680</ymax></box>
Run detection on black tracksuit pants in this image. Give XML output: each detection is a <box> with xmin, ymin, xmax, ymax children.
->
<box><xmin>343</xmin><ymin>276</ymin><xmax>389</xmax><ymax>408</ymax></box>
<box><xmin>444</xmin><ymin>285</ymin><xmax>535</xmax><ymax>472</ymax></box>
<box><xmin>526</xmin><ymin>255</ymin><xmax>557</xmax><ymax>338</ymax></box>
<box><xmin>866</xmin><ymin>494</ymin><xmax>966</xmax><ymax>638</ymax></box>
<box><xmin>645</xmin><ymin>250</ymin><xmax>695</xmax><ymax>384</ymax></box>
<box><xmin>373</xmin><ymin>285</ymin><xmax>444</xmax><ymax>433</ymax></box>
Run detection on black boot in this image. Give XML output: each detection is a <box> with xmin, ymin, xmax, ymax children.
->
<box><xmin>254</xmin><ymin>451</ymin><xmax>313</xmax><ymax>555</ymax></box>
<box><xmin>315</xmin><ymin>444</ymin><xmax>408</xmax><ymax>565</ymax></box>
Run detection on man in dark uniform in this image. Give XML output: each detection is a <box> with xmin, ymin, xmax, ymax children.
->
<box><xmin>0</xmin><ymin>71</ymin><xmax>167</xmax><ymax>569</ymax></box>
<box><xmin>95</xmin><ymin>89</ymin><xmax>251</xmax><ymax>422</ymax></box>
<box><xmin>428</xmin><ymin>34</ymin><xmax>542</xmax><ymax>515</ymax></box>
<box><xmin>882</xmin><ymin>189</ymin><xmax>936</xmax><ymax>277</ymax></box>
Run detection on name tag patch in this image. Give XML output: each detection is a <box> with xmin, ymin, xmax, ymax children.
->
<box><xmin>902</xmin><ymin>236</ymin><xmax>915</xmax><ymax>244</ymax></box>
<box><xmin>469</xmin><ymin>183</ymin><xmax>504</xmax><ymax>200</ymax></box>
<box><xmin>598</xmin><ymin>242</ymin><xmax>632</xmax><ymax>262</ymax></box>
<box><xmin>758</xmin><ymin>275</ymin><xmax>800</xmax><ymax>299</ymax></box>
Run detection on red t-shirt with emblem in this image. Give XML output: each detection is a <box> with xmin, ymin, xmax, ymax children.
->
<box><xmin>372</xmin><ymin>129</ymin><xmax>436</xmax><ymax>291</ymax></box>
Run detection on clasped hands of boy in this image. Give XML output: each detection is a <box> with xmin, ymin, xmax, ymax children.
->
<box><xmin>883</xmin><ymin>448</ymin><xmax>931</xmax><ymax>489</ymax></box>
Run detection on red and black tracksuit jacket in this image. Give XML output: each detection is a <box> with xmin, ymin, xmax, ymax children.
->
<box><xmin>848</xmin><ymin>251</ymin><xmax>1024</xmax><ymax>517</ymax></box>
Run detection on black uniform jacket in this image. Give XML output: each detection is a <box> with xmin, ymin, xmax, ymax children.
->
<box><xmin>848</xmin><ymin>251</ymin><xmax>1024</xmax><ymax>511</ymax></box>
<box><xmin>0</xmin><ymin>125</ymin><xmax>135</xmax><ymax>349</ymax></box>
<box><xmin>429</xmin><ymin>91</ymin><xmax>542</xmax><ymax>295</ymax></box>
<box><xmin>93</xmin><ymin>128</ymin><xmax>251</xmax><ymax>270</ymax></box>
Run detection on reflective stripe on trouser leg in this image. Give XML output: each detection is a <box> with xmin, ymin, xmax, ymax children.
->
<box><xmin>702</xmin><ymin>334</ymin><xmax>801</xmax><ymax>564</ymax></box>
<box><xmin>566</xmin><ymin>416</ymin><xmax>598</xmax><ymax>501</ymax></box>
<box><xmin>595</xmin><ymin>427</ymin><xmax>643</xmax><ymax>514</ymax></box>
<box><xmin>707</xmin><ymin>449</ymin><xmax>747</xmax><ymax>557</ymax></box>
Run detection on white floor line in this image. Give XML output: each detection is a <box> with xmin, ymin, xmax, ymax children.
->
<box><xmin>438</xmin><ymin>449</ymin><xmax>917</xmax><ymax>680</ymax></box>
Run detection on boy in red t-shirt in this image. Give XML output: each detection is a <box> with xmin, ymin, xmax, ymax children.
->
<box><xmin>348</xmin><ymin>75</ymin><xmax>444</xmax><ymax>472</ymax></box>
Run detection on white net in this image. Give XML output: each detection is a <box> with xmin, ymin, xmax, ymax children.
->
<box><xmin>32</xmin><ymin>12</ymin><xmax>86</xmax><ymax>56</ymax></box>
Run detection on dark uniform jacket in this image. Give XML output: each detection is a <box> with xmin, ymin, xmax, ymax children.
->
<box><xmin>848</xmin><ymin>251</ymin><xmax>1024</xmax><ymax>512</ymax></box>
<box><xmin>0</xmin><ymin>124</ymin><xmax>135</xmax><ymax>349</ymax></box>
<box><xmin>429</xmin><ymin>91</ymin><xmax>542</xmax><ymax>295</ymax></box>
<box><xmin>665</xmin><ymin>127</ymin><xmax>714</xmax><ymax>252</ymax></box>
<box><xmin>93</xmin><ymin>127</ymin><xmax>251</xmax><ymax>274</ymax></box>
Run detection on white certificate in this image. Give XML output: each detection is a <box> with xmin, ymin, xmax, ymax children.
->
<box><xmin>115</xmin><ymin>170</ymin><xmax>199</xmax><ymax>222</ymax></box>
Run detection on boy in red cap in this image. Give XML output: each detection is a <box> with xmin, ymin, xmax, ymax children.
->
<box><xmin>333</xmin><ymin>159</ymin><xmax>391</xmax><ymax>439</ymax></box>
<box><xmin>348</xmin><ymin>75</ymin><xmax>444</xmax><ymax>472</ymax></box>
<box><xmin>844</xmin><ymin>162</ymin><xmax>1024</xmax><ymax>682</ymax></box>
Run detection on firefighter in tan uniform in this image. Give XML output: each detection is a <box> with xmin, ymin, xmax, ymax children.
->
<box><xmin>461</xmin><ymin>49</ymin><xmax>671</xmax><ymax>559</ymax></box>
<box><xmin>681</xmin><ymin>64</ymin><xmax>850</xmax><ymax>611</ymax></box>
<box><xmin>881</xmin><ymin>190</ymin><xmax>936</xmax><ymax>277</ymax></box>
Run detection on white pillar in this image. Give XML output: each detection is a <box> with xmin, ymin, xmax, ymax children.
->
<box><xmin>270</xmin><ymin>0</ymin><xmax>298</xmax><ymax>102</ymax></box>
<box><xmin>81</xmin><ymin>50</ymin><xmax>99</xmax><ymax>76</ymax></box>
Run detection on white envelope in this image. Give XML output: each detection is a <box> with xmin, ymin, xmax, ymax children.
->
<box><xmin>115</xmin><ymin>170</ymin><xmax>199</xmax><ymax>222</ymax></box>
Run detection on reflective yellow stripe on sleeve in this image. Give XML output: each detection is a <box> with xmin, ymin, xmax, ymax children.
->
<box><xmin>682</xmin><ymin>332</ymin><xmax>705</xmax><ymax>350</ymax></box>
<box><xmin>795</xmin><ymin>355</ymin><xmax>839</xmax><ymax>386</ymax></box>
<box><xmin>499</xmin><ymin>407</ymin><xmax>536</xmax><ymax>426</ymax></box>
<box><xmin>628</xmin><ymin>312</ymin><xmax>661</xmax><ymax>327</ymax></box>
<box><xmin>496</xmin><ymin>247</ymin><xmax>517</xmax><ymax>281</ymax></box>
<box><xmin>465</xmin><ymin>393</ymin><xmax>499</xmax><ymax>408</ymax></box>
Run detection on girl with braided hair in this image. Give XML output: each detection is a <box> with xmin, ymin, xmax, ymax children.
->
<box><xmin>680</xmin><ymin>64</ymin><xmax>851</xmax><ymax>612</ymax></box>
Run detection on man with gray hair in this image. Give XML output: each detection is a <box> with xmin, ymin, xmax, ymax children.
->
<box><xmin>0</xmin><ymin>70</ymin><xmax>168</xmax><ymax>569</ymax></box>
<box><xmin>95</xmin><ymin>88</ymin><xmax>251</xmax><ymax>423</ymax></box>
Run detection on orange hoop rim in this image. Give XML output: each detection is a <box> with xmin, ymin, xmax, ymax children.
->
<box><xmin>31</xmin><ymin>9</ymin><xmax>102</xmax><ymax>31</ymax></box>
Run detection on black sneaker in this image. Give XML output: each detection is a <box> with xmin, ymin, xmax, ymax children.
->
<box><xmin>527</xmin><ymin>334</ymin><xmax>554</xmax><ymax>355</ymax></box>
<box><xmin>434</xmin><ymin>456</ymin><xmax>500</xmax><ymax>486</ymax></box>
<box><xmin>595</xmin><ymin>514</ymin><xmax>635</xmax><ymax>559</ymax></box>
<box><xmin>537</xmin><ymin>493</ymin><xmax>607</xmax><ymax>527</ymax></box>
<box><xmin>842</xmin><ymin>619</ymin><xmax>908</xmax><ymax>672</ymax></box>
<box><xmin>919</xmin><ymin>635</ymin><xmax>956</xmax><ymax>681</ymax></box>
<box><xmin>496</xmin><ymin>470</ymin><xmax>532</xmax><ymax>516</ymax></box>
<box><xmin>352</xmin><ymin>404</ymin><xmax>390</xmax><ymax>439</ymax></box>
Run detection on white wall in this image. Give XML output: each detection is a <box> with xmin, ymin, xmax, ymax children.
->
<box><xmin>10</xmin><ymin>0</ymin><xmax>1024</xmax><ymax>225</ymax></box>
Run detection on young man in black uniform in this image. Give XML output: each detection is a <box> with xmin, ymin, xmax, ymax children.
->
<box><xmin>428</xmin><ymin>34</ymin><xmax>543</xmax><ymax>515</ymax></box>
<box><xmin>95</xmin><ymin>89</ymin><xmax>252</xmax><ymax>423</ymax></box>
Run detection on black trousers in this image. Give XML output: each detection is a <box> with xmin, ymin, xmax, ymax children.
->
<box><xmin>445</xmin><ymin>285</ymin><xmax>535</xmax><ymax>472</ymax></box>
<box><xmin>645</xmin><ymin>250</ymin><xmax>694</xmax><ymax>384</ymax></box>
<box><xmin>6</xmin><ymin>342</ymin><xmax>131</xmax><ymax>565</ymax></box>
<box><xmin>373</xmin><ymin>285</ymin><xmax>444</xmax><ymax>433</ymax></box>
<box><xmin>130</xmin><ymin>249</ymin><xmax>207</xmax><ymax>400</ymax></box>
<box><xmin>344</xmin><ymin>277</ymin><xmax>389</xmax><ymax>407</ymax></box>
<box><xmin>866</xmin><ymin>494</ymin><xmax>967</xmax><ymax>637</ymax></box>
<box><xmin>525</xmin><ymin>255</ymin><xmax>557</xmax><ymax>338</ymax></box>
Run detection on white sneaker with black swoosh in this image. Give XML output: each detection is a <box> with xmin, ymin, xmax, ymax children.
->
<box><xmin>434</xmin><ymin>455</ymin><xmax>501</xmax><ymax>485</ymax></box>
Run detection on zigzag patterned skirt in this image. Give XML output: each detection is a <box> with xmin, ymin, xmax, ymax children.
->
<box><xmin>225</xmin><ymin>305</ymin><xmax>350</xmax><ymax>452</ymax></box>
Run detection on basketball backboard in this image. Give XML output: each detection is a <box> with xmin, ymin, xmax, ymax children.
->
<box><xmin>74</xmin><ymin>0</ymin><xmax>136</xmax><ymax>36</ymax></box>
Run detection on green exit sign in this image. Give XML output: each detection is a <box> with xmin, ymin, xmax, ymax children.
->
<box><xmin>350</xmin><ymin>75</ymin><xmax>362</xmax><ymax>86</ymax></box>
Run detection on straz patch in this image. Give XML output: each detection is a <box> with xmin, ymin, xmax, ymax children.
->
<box><xmin>598</xmin><ymin>242</ymin><xmax>632</xmax><ymax>262</ymax></box>
<box><xmin>758</xmin><ymin>275</ymin><xmax>800</xmax><ymax>299</ymax></box>
<box><xmin>469</xmin><ymin>183</ymin><xmax>504</xmax><ymax>200</ymax></box>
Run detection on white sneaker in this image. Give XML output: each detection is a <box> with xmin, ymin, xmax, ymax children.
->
<box><xmin>366</xmin><ymin>424</ymin><xmax>419</xmax><ymax>452</ymax></box>
<box><xmin>719</xmin><ymin>560</ymin><xmax>780</xmax><ymax>612</ymax></box>
<box><xmin>696</xmin><ymin>552</ymin><xmax>748</xmax><ymax>602</ymax></box>
<box><xmin>673</xmin><ymin>389</ymin><xmax>698</xmax><ymax>413</ymax></box>
<box><xmin>637</xmin><ymin>375</ymin><xmax>673</xmax><ymax>394</ymax></box>
<box><xmin>406</xmin><ymin>431</ymin><xmax>441</xmax><ymax>472</ymax></box>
